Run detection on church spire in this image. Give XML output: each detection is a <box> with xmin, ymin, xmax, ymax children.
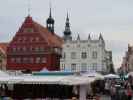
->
<box><xmin>46</xmin><ymin>3</ymin><xmax>55</xmax><ymax>33</ymax></box>
<box><xmin>88</xmin><ymin>34</ymin><xmax>91</xmax><ymax>40</ymax></box>
<box><xmin>63</xmin><ymin>12</ymin><xmax>72</xmax><ymax>41</ymax></box>
<box><xmin>77</xmin><ymin>34</ymin><xmax>80</xmax><ymax>40</ymax></box>
<box><xmin>49</xmin><ymin>4</ymin><xmax>52</xmax><ymax>18</ymax></box>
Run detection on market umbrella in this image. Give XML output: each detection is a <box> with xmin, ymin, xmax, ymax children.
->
<box><xmin>81</xmin><ymin>72</ymin><xmax>104</xmax><ymax>80</ymax></box>
<box><xmin>104</xmin><ymin>74</ymin><xmax>120</xmax><ymax>79</ymax></box>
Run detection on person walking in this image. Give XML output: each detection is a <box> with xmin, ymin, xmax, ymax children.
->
<box><xmin>110</xmin><ymin>84</ymin><xmax>116</xmax><ymax>100</ymax></box>
<box><xmin>104</xmin><ymin>80</ymin><xmax>110</xmax><ymax>95</ymax></box>
<box><xmin>125</xmin><ymin>86</ymin><xmax>132</xmax><ymax>100</ymax></box>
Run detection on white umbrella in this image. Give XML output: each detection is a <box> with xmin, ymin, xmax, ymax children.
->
<box><xmin>127</xmin><ymin>72</ymin><xmax>133</xmax><ymax>77</ymax></box>
<box><xmin>81</xmin><ymin>72</ymin><xmax>104</xmax><ymax>80</ymax></box>
<box><xmin>104</xmin><ymin>74</ymin><xmax>120</xmax><ymax>79</ymax></box>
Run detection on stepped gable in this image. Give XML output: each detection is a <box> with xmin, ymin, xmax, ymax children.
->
<box><xmin>16</xmin><ymin>16</ymin><xmax>63</xmax><ymax>48</ymax></box>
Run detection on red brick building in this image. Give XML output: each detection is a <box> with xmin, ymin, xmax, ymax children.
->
<box><xmin>6</xmin><ymin>14</ymin><xmax>63</xmax><ymax>71</ymax></box>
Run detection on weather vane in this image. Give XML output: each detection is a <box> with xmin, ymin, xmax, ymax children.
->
<box><xmin>28</xmin><ymin>0</ymin><xmax>31</xmax><ymax>16</ymax></box>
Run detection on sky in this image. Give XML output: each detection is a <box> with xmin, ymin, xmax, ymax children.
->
<box><xmin>0</xmin><ymin>0</ymin><xmax>133</xmax><ymax>69</ymax></box>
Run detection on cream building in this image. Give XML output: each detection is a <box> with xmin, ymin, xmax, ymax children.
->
<box><xmin>60</xmin><ymin>14</ymin><xmax>113</xmax><ymax>73</ymax></box>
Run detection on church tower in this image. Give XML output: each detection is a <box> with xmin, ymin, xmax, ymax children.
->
<box><xmin>63</xmin><ymin>13</ymin><xmax>72</xmax><ymax>41</ymax></box>
<box><xmin>46</xmin><ymin>7</ymin><xmax>55</xmax><ymax>33</ymax></box>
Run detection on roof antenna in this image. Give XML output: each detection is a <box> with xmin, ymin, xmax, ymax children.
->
<box><xmin>28</xmin><ymin>0</ymin><xmax>31</xmax><ymax>16</ymax></box>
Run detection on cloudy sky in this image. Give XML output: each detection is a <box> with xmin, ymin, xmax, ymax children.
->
<box><xmin>0</xmin><ymin>0</ymin><xmax>133</xmax><ymax>69</ymax></box>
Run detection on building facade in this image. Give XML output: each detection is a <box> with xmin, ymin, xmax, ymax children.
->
<box><xmin>60</xmin><ymin>15</ymin><xmax>113</xmax><ymax>73</ymax></box>
<box><xmin>120</xmin><ymin>44</ymin><xmax>133</xmax><ymax>74</ymax></box>
<box><xmin>6</xmin><ymin>11</ymin><xmax>63</xmax><ymax>71</ymax></box>
<box><xmin>0</xmin><ymin>43</ymin><xmax>8</xmax><ymax>71</ymax></box>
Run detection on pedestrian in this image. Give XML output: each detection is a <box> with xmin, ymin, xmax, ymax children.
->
<box><xmin>125</xmin><ymin>86</ymin><xmax>132</xmax><ymax>100</ymax></box>
<box><xmin>110</xmin><ymin>84</ymin><xmax>116</xmax><ymax>100</ymax></box>
<box><xmin>104</xmin><ymin>80</ymin><xmax>110</xmax><ymax>95</ymax></box>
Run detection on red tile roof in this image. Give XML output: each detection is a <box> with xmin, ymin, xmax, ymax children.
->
<box><xmin>33</xmin><ymin>22</ymin><xmax>63</xmax><ymax>48</ymax></box>
<box><xmin>18</xmin><ymin>16</ymin><xmax>63</xmax><ymax>48</ymax></box>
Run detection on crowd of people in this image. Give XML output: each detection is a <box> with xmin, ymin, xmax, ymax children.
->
<box><xmin>104</xmin><ymin>75</ymin><xmax>133</xmax><ymax>100</ymax></box>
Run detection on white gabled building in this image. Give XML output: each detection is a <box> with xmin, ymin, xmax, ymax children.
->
<box><xmin>60</xmin><ymin>14</ymin><xmax>113</xmax><ymax>73</ymax></box>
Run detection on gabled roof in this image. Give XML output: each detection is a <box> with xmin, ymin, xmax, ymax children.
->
<box><xmin>0</xmin><ymin>43</ymin><xmax>8</xmax><ymax>54</ymax></box>
<box><xmin>16</xmin><ymin>16</ymin><xmax>63</xmax><ymax>48</ymax></box>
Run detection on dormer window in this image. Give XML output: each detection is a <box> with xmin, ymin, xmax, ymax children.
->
<box><xmin>24</xmin><ymin>28</ymin><xmax>34</xmax><ymax>33</ymax></box>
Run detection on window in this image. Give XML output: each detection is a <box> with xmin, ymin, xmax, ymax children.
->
<box><xmin>18</xmin><ymin>38</ymin><xmax>22</xmax><ymax>42</ymax></box>
<box><xmin>66</xmin><ymin>45</ymin><xmax>69</xmax><ymax>47</ymax></box>
<box><xmin>40</xmin><ymin>47</ymin><xmax>44</xmax><ymax>51</ymax></box>
<box><xmin>35</xmin><ymin>47</ymin><xmax>39</xmax><ymax>51</ymax></box>
<box><xmin>29</xmin><ymin>58</ymin><xmax>34</xmax><ymax>63</ymax></box>
<box><xmin>23</xmin><ymin>57</ymin><xmax>28</xmax><ymax>63</ymax></box>
<box><xmin>23</xmin><ymin>37</ymin><xmax>26</xmax><ymax>42</ymax></box>
<box><xmin>42</xmin><ymin>57</ymin><xmax>46</xmax><ymax>63</ymax></box>
<box><xmin>16</xmin><ymin>58</ymin><xmax>21</xmax><ymax>63</ymax></box>
<box><xmin>23</xmin><ymin>46</ymin><xmax>26</xmax><ymax>51</ymax></box>
<box><xmin>24</xmin><ymin>28</ymin><xmax>34</xmax><ymax>33</ymax></box>
<box><xmin>17</xmin><ymin>47</ymin><xmax>20</xmax><ymax>51</ymax></box>
<box><xmin>13</xmin><ymin>47</ymin><xmax>16</xmax><ymax>52</ymax></box>
<box><xmin>71</xmin><ymin>52</ymin><xmax>76</xmax><ymax>59</ymax></box>
<box><xmin>81</xmin><ymin>52</ymin><xmax>87</xmax><ymax>59</ymax></box>
<box><xmin>30</xmin><ymin>37</ymin><xmax>34</xmax><ymax>42</ymax></box>
<box><xmin>30</xmin><ymin>46</ymin><xmax>33</xmax><ymax>51</ymax></box>
<box><xmin>36</xmin><ymin>57</ymin><xmax>41</xmax><ymax>63</ymax></box>
<box><xmin>71</xmin><ymin>63</ymin><xmax>76</xmax><ymax>71</ymax></box>
<box><xmin>81</xmin><ymin>63</ymin><xmax>87</xmax><ymax>71</ymax></box>
<box><xmin>92</xmin><ymin>51</ymin><xmax>97</xmax><ymax>59</ymax></box>
<box><xmin>62</xmin><ymin>52</ymin><xmax>66</xmax><ymax>59</ymax></box>
<box><xmin>61</xmin><ymin>64</ymin><xmax>65</xmax><ymax>70</ymax></box>
<box><xmin>11</xmin><ymin>58</ymin><xmax>15</xmax><ymax>63</ymax></box>
<box><xmin>77</xmin><ymin>44</ymin><xmax>80</xmax><ymax>47</ymax></box>
<box><xmin>92</xmin><ymin>63</ymin><xmax>97</xmax><ymax>71</ymax></box>
<box><xmin>35</xmin><ymin>37</ymin><xmax>39</xmax><ymax>42</ymax></box>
